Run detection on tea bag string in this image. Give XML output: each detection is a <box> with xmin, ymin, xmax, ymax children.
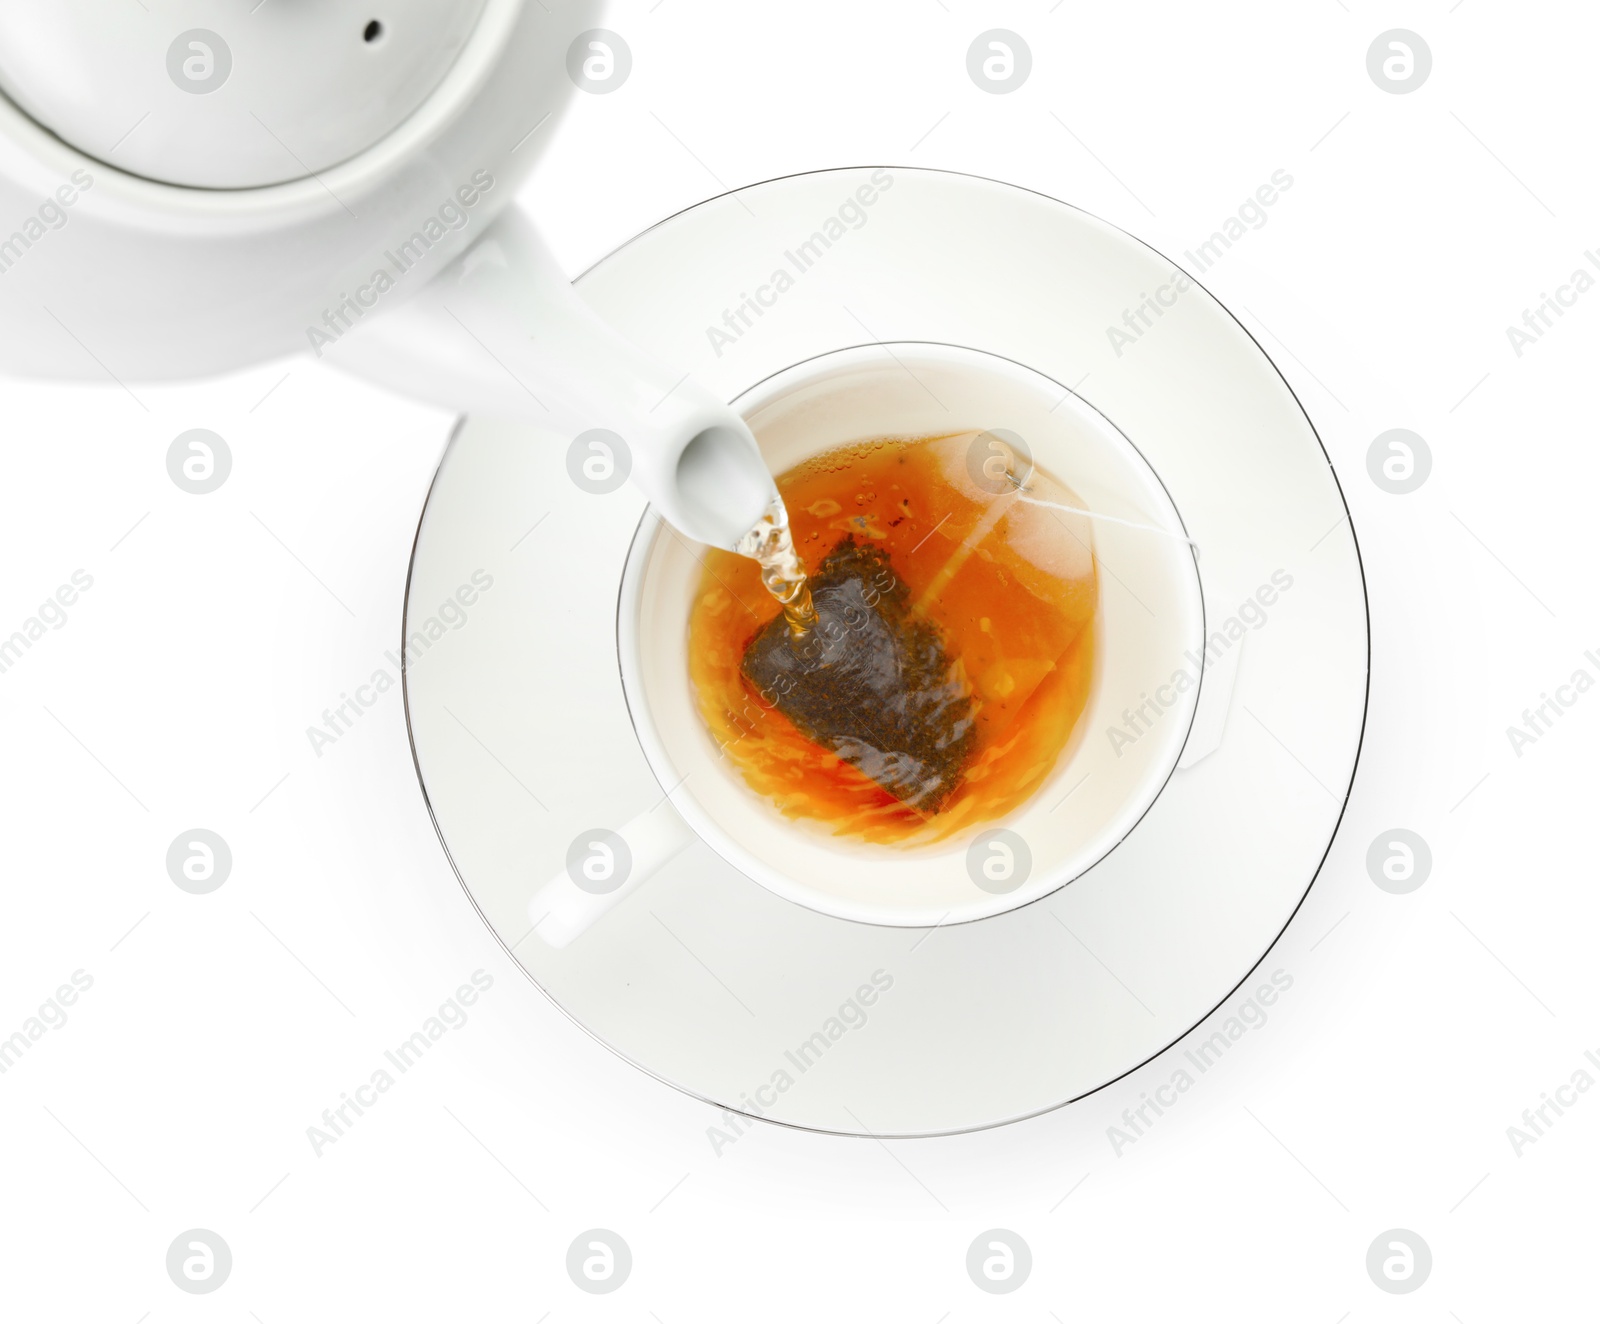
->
<box><xmin>910</xmin><ymin>487</ymin><xmax>1197</xmax><ymax>620</ymax></box>
<box><xmin>911</xmin><ymin>495</ymin><xmax>1012</xmax><ymax>618</ymax></box>
<box><xmin>1014</xmin><ymin>493</ymin><xmax>1200</xmax><ymax>548</ymax></box>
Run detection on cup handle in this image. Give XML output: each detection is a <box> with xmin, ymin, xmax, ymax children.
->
<box><xmin>526</xmin><ymin>800</ymin><xmax>697</xmax><ymax>948</ymax></box>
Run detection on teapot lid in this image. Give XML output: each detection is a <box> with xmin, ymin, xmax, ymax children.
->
<box><xmin>0</xmin><ymin>0</ymin><xmax>592</xmax><ymax>381</ymax></box>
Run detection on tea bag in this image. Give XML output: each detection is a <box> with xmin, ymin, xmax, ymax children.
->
<box><xmin>741</xmin><ymin>537</ymin><xmax>976</xmax><ymax>814</ymax></box>
<box><xmin>706</xmin><ymin>428</ymin><xmax>1099</xmax><ymax>837</ymax></box>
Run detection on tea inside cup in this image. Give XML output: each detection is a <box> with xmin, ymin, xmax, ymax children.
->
<box><xmin>618</xmin><ymin>342</ymin><xmax>1205</xmax><ymax>927</ymax></box>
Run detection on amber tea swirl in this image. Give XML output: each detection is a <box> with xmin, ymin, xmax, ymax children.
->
<box><xmin>691</xmin><ymin>431</ymin><xmax>1098</xmax><ymax>846</ymax></box>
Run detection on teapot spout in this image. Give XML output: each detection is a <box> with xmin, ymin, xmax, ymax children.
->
<box><xmin>325</xmin><ymin>206</ymin><xmax>775</xmax><ymax>549</ymax></box>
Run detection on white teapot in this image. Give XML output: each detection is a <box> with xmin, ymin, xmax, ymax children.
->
<box><xmin>0</xmin><ymin>0</ymin><xmax>774</xmax><ymax>547</ymax></box>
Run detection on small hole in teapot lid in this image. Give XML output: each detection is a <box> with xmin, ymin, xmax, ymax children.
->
<box><xmin>363</xmin><ymin>19</ymin><xmax>383</xmax><ymax>42</ymax></box>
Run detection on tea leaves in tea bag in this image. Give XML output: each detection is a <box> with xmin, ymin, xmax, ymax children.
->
<box><xmin>741</xmin><ymin>537</ymin><xmax>976</xmax><ymax>814</ymax></box>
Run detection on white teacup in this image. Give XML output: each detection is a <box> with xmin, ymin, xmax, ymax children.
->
<box><xmin>529</xmin><ymin>343</ymin><xmax>1205</xmax><ymax>943</ymax></box>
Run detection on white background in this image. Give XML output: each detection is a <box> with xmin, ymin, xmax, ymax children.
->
<box><xmin>3</xmin><ymin>0</ymin><xmax>1598</xmax><ymax>1318</ymax></box>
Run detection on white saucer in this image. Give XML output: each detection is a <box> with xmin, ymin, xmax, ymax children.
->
<box><xmin>402</xmin><ymin>168</ymin><xmax>1368</xmax><ymax>1136</ymax></box>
